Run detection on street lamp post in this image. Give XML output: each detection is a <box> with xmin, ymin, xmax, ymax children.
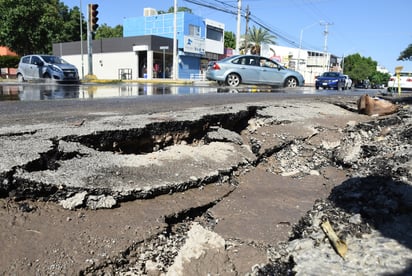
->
<box><xmin>297</xmin><ymin>21</ymin><xmax>320</xmax><ymax>71</ymax></box>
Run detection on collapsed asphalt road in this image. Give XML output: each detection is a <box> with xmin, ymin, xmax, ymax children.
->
<box><xmin>0</xmin><ymin>94</ymin><xmax>411</xmax><ymax>275</ymax></box>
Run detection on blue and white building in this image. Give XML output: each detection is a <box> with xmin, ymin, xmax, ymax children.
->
<box><xmin>53</xmin><ymin>8</ymin><xmax>225</xmax><ymax>80</ymax></box>
<box><xmin>123</xmin><ymin>8</ymin><xmax>225</xmax><ymax>79</ymax></box>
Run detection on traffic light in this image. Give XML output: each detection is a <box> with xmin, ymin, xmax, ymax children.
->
<box><xmin>89</xmin><ymin>4</ymin><xmax>99</xmax><ymax>32</ymax></box>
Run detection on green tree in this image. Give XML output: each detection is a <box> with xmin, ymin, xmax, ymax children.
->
<box><xmin>398</xmin><ymin>43</ymin><xmax>412</xmax><ymax>61</ymax></box>
<box><xmin>158</xmin><ymin>6</ymin><xmax>192</xmax><ymax>14</ymax></box>
<box><xmin>0</xmin><ymin>0</ymin><xmax>83</xmax><ymax>55</ymax></box>
<box><xmin>61</xmin><ymin>5</ymin><xmax>87</xmax><ymax>42</ymax></box>
<box><xmin>343</xmin><ymin>53</ymin><xmax>377</xmax><ymax>83</ymax></box>
<box><xmin>0</xmin><ymin>55</ymin><xmax>20</xmax><ymax>68</ymax></box>
<box><xmin>370</xmin><ymin>71</ymin><xmax>391</xmax><ymax>86</ymax></box>
<box><xmin>224</xmin><ymin>31</ymin><xmax>236</xmax><ymax>49</ymax></box>
<box><xmin>95</xmin><ymin>24</ymin><xmax>123</xmax><ymax>39</ymax></box>
<box><xmin>0</xmin><ymin>55</ymin><xmax>20</xmax><ymax>78</ymax></box>
<box><xmin>243</xmin><ymin>25</ymin><xmax>276</xmax><ymax>55</ymax></box>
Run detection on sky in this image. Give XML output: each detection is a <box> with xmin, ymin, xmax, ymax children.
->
<box><xmin>64</xmin><ymin>0</ymin><xmax>412</xmax><ymax>74</ymax></box>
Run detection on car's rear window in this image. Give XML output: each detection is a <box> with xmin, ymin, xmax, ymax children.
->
<box><xmin>21</xmin><ymin>56</ymin><xmax>30</xmax><ymax>64</ymax></box>
<box><xmin>232</xmin><ymin>56</ymin><xmax>258</xmax><ymax>66</ymax></box>
<box><xmin>323</xmin><ymin>72</ymin><xmax>339</xmax><ymax>77</ymax></box>
<box><xmin>398</xmin><ymin>72</ymin><xmax>412</xmax><ymax>77</ymax></box>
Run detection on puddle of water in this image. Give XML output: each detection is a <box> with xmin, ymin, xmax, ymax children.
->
<box><xmin>0</xmin><ymin>83</ymin><xmax>382</xmax><ymax>101</ymax></box>
<box><xmin>0</xmin><ymin>83</ymin><xmax>224</xmax><ymax>101</ymax></box>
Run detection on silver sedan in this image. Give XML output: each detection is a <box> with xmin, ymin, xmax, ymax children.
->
<box><xmin>206</xmin><ymin>55</ymin><xmax>305</xmax><ymax>88</ymax></box>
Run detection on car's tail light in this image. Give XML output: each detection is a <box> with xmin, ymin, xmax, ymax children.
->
<box><xmin>212</xmin><ymin>63</ymin><xmax>221</xmax><ymax>70</ymax></box>
<box><xmin>390</xmin><ymin>77</ymin><xmax>395</xmax><ymax>81</ymax></box>
<box><xmin>407</xmin><ymin>78</ymin><xmax>412</xmax><ymax>82</ymax></box>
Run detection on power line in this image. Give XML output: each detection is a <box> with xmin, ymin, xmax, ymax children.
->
<box><xmin>248</xmin><ymin>14</ymin><xmax>300</xmax><ymax>48</ymax></box>
<box><xmin>183</xmin><ymin>0</ymin><xmax>237</xmax><ymax>16</ymax></box>
<box><xmin>212</xmin><ymin>0</ymin><xmax>237</xmax><ymax>10</ymax></box>
<box><xmin>184</xmin><ymin>0</ymin><xmax>324</xmax><ymax>52</ymax></box>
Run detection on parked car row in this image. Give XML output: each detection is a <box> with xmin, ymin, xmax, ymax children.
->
<box><xmin>315</xmin><ymin>73</ymin><xmax>389</xmax><ymax>91</ymax></box>
<box><xmin>354</xmin><ymin>79</ymin><xmax>370</xmax><ymax>89</ymax></box>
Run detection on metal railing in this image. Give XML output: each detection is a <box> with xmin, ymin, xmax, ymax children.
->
<box><xmin>189</xmin><ymin>73</ymin><xmax>206</xmax><ymax>81</ymax></box>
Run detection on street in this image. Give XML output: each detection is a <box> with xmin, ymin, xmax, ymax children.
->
<box><xmin>0</xmin><ymin>81</ymin><xmax>410</xmax><ymax>275</ymax></box>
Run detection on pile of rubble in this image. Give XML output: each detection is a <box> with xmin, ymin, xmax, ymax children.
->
<box><xmin>257</xmin><ymin>99</ymin><xmax>412</xmax><ymax>275</ymax></box>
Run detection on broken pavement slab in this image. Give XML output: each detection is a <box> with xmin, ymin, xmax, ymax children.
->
<box><xmin>0</xmin><ymin>99</ymin><xmax>363</xmax><ymax>204</ymax></box>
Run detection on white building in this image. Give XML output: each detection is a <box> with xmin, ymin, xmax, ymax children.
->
<box><xmin>260</xmin><ymin>44</ymin><xmax>339</xmax><ymax>84</ymax></box>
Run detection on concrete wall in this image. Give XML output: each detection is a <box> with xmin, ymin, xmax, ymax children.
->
<box><xmin>63</xmin><ymin>52</ymin><xmax>138</xmax><ymax>80</ymax></box>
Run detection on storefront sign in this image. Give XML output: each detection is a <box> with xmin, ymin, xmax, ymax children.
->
<box><xmin>184</xmin><ymin>36</ymin><xmax>205</xmax><ymax>55</ymax></box>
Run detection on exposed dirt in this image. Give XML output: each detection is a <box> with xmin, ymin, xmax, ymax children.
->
<box><xmin>1</xmin><ymin>167</ymin><xmax>340</xmax><ymax>275</ymax></box>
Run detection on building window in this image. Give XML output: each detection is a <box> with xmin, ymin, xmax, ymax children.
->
<box><xmin>189</xmin><ymin>24</ymin><xmax>200</xmax><ymax>37</ymax></box>
<box><xmin>206</xmin><ymin>25</ymin><xmax>223</xmax><ymax>41</ymax></box>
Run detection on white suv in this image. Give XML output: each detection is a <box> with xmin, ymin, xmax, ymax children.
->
<box><xmin>16</xmin><ymin>55</ymin><xmax>79</xmax><ymax>83</ymax></box>
<box><xmin>343</xmin><ymin>74</ymin><xmax>352</xmax><ymax>89</ymax></box>
<box><xmin>387</xmin><ymin>71</ymin><xmax>412</xmax><ymax>92</ymax></box>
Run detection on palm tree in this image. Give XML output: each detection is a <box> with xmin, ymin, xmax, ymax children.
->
<box><xmin>243</xmin><ymin>25</ymin><xmax>276</xmax><ymax>55</ymax></box>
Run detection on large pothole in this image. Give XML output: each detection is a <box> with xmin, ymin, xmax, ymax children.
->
<box><xmin>62</xmin><ymin>108</ymin><xmax>257</xmax><ymax>154</ymax></box>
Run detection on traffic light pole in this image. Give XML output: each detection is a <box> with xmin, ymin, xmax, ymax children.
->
<box><xmin>87</xmin><ymin>4</ymin><xmax>99</xmax><ymax>76</ymax></box>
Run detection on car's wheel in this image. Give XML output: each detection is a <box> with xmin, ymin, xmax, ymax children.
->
<box><xmin>315</xmin><ymin>86</ymin><xmax>319</xmax><ymax>90</ymax></box>
<box><xmin>226</xmin><ymin>73</ymin><xmax>241</xmax><ymax>87</ymax></box>
<box><xmin>284</xmin><ymin>77</ymin><xmax>297</xmax><ymax>88</ymax></box>
<box><xmin>44</xmin><ymin>73</ymin><xmax>51</xmax><ymax>79</ymax></box>
<box><xmin>17</xmin><ymin>73</ymin><xmax>25</xmax><ymax>82</ymax></box>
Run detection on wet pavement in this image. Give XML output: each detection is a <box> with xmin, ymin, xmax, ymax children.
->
<box><xmin>0</xmin><ymin>81</ymin><xmax>385</xmax><ymax>101</ymax></box>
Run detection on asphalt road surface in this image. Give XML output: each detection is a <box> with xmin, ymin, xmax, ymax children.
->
<box><xmin>2</xmin><ymin>82</ymin><xmax>407</xmax><ymax>275</ymax></box>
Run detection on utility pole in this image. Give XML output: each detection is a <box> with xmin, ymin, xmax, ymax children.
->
<box><xmin>244</xmin><ymin>5</ymin><xmax>250</xmax><ymax>54</ymax></box>
<box><xmin>321</xmin><ymin>21</ymin><xmax>333</xmax><ymax>71</ymax></box>
<box><xmin>173</xmin><ymin>0</ymin><xmax>178</xmax><ymax>80</ymax></box>
<box><xmin>235</xmin><ymin>0</ymin><xmax>241</xmax><ymax>53</ymax></box>
<box><xmin>80</xmin><ymin>0</ymin><xmax>84</xmax><ymax>79</ymax></box>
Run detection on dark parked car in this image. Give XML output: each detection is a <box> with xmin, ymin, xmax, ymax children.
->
<box><xmin>17</xmin><ymin>54</ymin><xmax>79</xmax><ymax>83</ymax></box>
<box><xmin>355</xmin><ymin>79</ymin><xmax>370</xmax><ymax>89</ymax></box>
<box><xmin>315</xmin><ymin>72</ymin><xmax>346</xmax><ymax>90</ymax></box>
<box><xmin>206</xmin><ymin>55</ymin><xmax>305</xmax><ymax>88</ymax></box>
